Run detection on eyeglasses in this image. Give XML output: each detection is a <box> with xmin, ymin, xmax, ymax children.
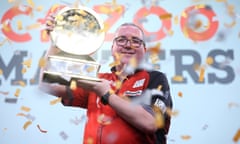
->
<box><xmin>114</xmin><ymin>36</ymin><xmax>145</xmax><ymax>48</ymax></box>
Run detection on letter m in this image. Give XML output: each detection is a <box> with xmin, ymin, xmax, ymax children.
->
<box><xmin>0</xmin><ymin>51</ymin><xmax>27</xmax><ymax>85</ymax></box>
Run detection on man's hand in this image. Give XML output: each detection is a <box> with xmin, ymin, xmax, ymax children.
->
<box><xmin>45</xmin><ymin>14</ymin><xmax>56</xmax><ymax>34</ymax></box>
<box><xmin>77</xmin><ymin>79</ymin><xmax>111</xmax><ymax>97</ymax></box>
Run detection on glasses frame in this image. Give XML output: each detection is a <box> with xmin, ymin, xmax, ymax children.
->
<box><xmin>114</xmin><ymin>36</ymin><xmax>145</xmax><ymax>48</ymax></box>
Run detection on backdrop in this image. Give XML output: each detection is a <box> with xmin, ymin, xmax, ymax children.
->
<box><xmin>0</xmin><ymin>0</ymin><xmax>240</xmax><ymax>144</ymax></box>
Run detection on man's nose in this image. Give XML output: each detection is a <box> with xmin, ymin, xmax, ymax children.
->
<box><xmin>126</xmin><ymin>40</ymin><xmax>131</xmax><ymax>47</ymax></box>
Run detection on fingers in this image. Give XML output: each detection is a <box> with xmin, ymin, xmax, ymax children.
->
<box><xmin>45</xmin><ymin>14</ymin><xmax>56</xmax><ymax>34</ymax></box>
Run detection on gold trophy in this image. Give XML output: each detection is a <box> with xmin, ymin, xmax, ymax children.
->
<box><xmin>42</xmin><ymin>6</ymin><xmax>105</xmax><ymax>85</ymax></box>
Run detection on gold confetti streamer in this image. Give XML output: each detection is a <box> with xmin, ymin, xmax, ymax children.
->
<box><xmin>86</xmin><ymin>137</ymin><xmax>94</xmax><ymax>144</ymax></box>
<box><xmin>174</xmin><ymin>16</ymin><xmax>179</xmax><ymax>25</ymax></box>
<box><xmin>35</xmin><ymin>5</ymin><xmax>43</xmax><ymax>12</ymax></box>
<box><xmin>198</xmin><ymin>67</ymin><xmax>205</xmax><ymax>82</ymax></box>
<box><xmin>16</xmin><ymin>113</ymin><xmax>27</xmax><ymax>117</ymax></box>
<box><xmin>2</xmin><ymin>21</ymin><xmax>10</xmax><ymax>32</ymax></box>
<box><xmin>50</xmin><ymin>97</ymin><xmax>62</xmax><ymax>105</ymax></box>
<box><xmin>21</xmin><ymin>67</ymin><xmax>27</xmax><ymax>74</ymax></box>
<box><xmin>181</xmin><ymin>135</ymin><xmax>191</xmax><ymax>140</ymax></box>
<box><xmin>14</xmin><ymin>80</ymin><xmax>26</xmax><ymax>87</ymax></box>
<box><xmin>0</xmin><ymin>38</ymin><xmax>9</xmax><ymax>47</ymax></box>
<box><xmin>23</xmin><ymin>120</ymin><xmax>32</xmax><ymax>130</ymax></box>
<box><xmin>178</xmin><ymin>91</ymin><xmax>183</xmax><ymax>97</ymax></box>
<box><xmin>115</xmin><ymin>80</ymin><xmax>122</xmax><ymax>89</ymax></box>
<box><xmin>22</xmin><ymin>58</ymin><xmax>32</xmax><ymax>68</ymax></box>
<box><xmin>86</xmin><ymin>66</ymin><xmax>95</xmax><ymax>73</ymax></box>
<box><xmin>166</xmin><ymin>107</ymin><xmax>179</xmax><ymax>117</ymax></box>
<box><xmin>157</xmin><ymin>85</ymin><xmax>162</xmax><ymax>91</ymax></box>
<box><xmin>38</xmin><ymin>57</ymin><xmax>47</xmax><ymax>68</ymax></box>
<box><xmin>21</xmin><ymin>106</ymin><xmax>31</xmax><ymax>112</ymax></box>
<box><xmin>172</xmin><ymin>75</ymin><xmax>184</xmax><ymax>82</ymax></box>
<box><xmin>14</xmin><ymin>88</ymin><xmax>21</xmax><ymax>97</ymax></box>
<box><xmin>27</xmin><ymin>0</ymin><xmax>35</xmax><ymax>8</ymax></box>
<box><xmin>159</xmin><ymin>13</ymin><xmax>172</xmax><ymax>20</ymax></box>
<box><xmin>224</xmin><ymin>21</ymin><xmax>236</xmax><ymax>28</ymax></box>
<box><xmin>233</xmin><ymin>129</ymin><xmax>240</xmax><ymax>142</ymax></box>
<box><xmin>206</xmin><ymin>57</ymin><xmax>214</xmax><ymax>65</ymax></box>
<box><xmin>17</xmin><ymin>20</ymin><xmax>23</xmax><ymax>30</ymax></box>
<box><xmin>25</xmin><ymin>23</ymin><xmax>41</xmax><ymax>30</ymax></box>
<box><xmin>97</xmin><ymin>113</ymin><xmax>111</xmax><ymax>125</ymax></box>
<box><xmin>70</xmin><ymin>80</ymin><xmax>77</xmax><ymax>90</ymax></box>
<box><xmin>153</xmin><ymin>106</ymin><xmax>164</xmax><ymax>128</ymax></box>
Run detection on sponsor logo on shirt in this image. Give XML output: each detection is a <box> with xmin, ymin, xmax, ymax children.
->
<box><xmin>132</xmin><ymin>78</ymin><xmax>145</xmax><ymax>88</ymax></box>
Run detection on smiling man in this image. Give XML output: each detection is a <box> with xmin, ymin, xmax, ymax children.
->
<box><xmin>39</xmin><ymin>22</ymin><xmax>173</xmax><ymax>144</ymax></box>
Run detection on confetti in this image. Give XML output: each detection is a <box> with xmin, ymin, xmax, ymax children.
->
<box><xmin>23</xmin><ymin>120</ymin><xmax>32</xmax><ymax>130</ymax></box>
<box><xmin>0</xmin><ymin>91</ymin><xmax>9</xmax><ymax>95</ymax></box>
<box><xmin>115</xmin><ymin>80</ymin><xmax>122</xmax><ymax>89</ymax></box>
<box><xmin>14</xmin><ymin>80</ymin><xmax>26</xmax><ymax>87</ymax></box>
<box><xmin>50</xmin><ymin>97</ymin><xmax>62</xmax><ymax>105</ymax></box>
<box><xmin>206</xmin><ymin>57</ymin><xmax>214</xmax><ymax>65</ymax></box>
<box><xmin>59</xmin><ymin>131</ymin><xmax>68</xmax><ymax>140</ymax></box>
<box><xmin>97</xmin><ymin>114</ymin><xmax>112</xmax><ymax>125</ymax></box>
<box><xmin>16</xmin><ymin>113</ymin><xmax>27</xmax><ymax>117</ymax></box>
<box><xmin>228</xmin><ymin>102</ymin><xmax>239</xmax><ymax>108</ymax></box>
<box><xmin>166</xmin><ymin>107</ymin><xmax>179</xmax><ymax>117</ymax></box>
<box><xmin>233</xmin><ymin>129</ymin><xmax>240</xmax><ymax>143</ymax></box>
<box><xmin>70</xmin><ymin>80</ymin><xmax>77</xmax><ymax>90</ymax></box>
<box><xmin>21</xmin><ymin>67</ymin><xmax>27</xmax><ymax>74</ymax></box>
<box><xmin>157</xmin><ymin>85</ymin><xmax>162</xmax><ymax>91</ymax></box>
<box><xmin>37</xmin><ymin>124</ymin><xmax>48</xmax><ymax>133</ymax></box>
<box><xmin>0</xmin><ymin>38</ymin><xmax>9</xmax><ymax>47</ymax></box>
<box><xmin>14</xmin><ymin>88</ymin><xmax>21</xmax><ymax>97</ymax></box>
<box><xmin>17</xmin><ymin>20</ymin><xmax>23</xmax><ymax>30</ymax></box>
<box><xmin>25</xmin><ymin>113</ymin><xmax>36</xmax><ymax>121</ymax></box>
<box><xmin>27</xmin><ymin>0</ymin><xmax>35</xmax><ymax>8</ymax></box>
<box><xmin>153</xmin><ymin>106</ymin><xmax>164</xmax><ymax>128</ymax></box>
<box><xmin>159</xmin><ymin>13</ymin><xmax>172</xmax><ymax>20</ymax></box>
<box><xmin>22</xmin><ymin>58</ymin><xmax>32</xmax><ymax>68</ymax></box>
<box><xmin>35</xmin><ymin>5</ymin><xmax>43</xmax><ymax>12</ymax></box>
<box><xmin>70</xmin><ymin>115</ymin><xmax>86</xmax><ymax>125</ymax></box>
<box><xmin>178</xmin><ymin>91</ymin><xmax>183</xmax><ymax>97</ymax></box>
<box><xmin>25</xmin><ymin>23</ymin><xmax>41</xmax><ymax>30</ymax></box>
<box><xmin>224</xmin><ymin>21</ymin><xmax>236</xmax><ymax>28</ymax></box>
<box><xmin>174</xmin><ymin>16</ymin><xmax>179</xmax><ymax>25</ymax></box>
<box><xmin>172</xmin><ymin>75</ymin><xmax>184</xmax><ymax>82</ymax></box>
<box><xmin>38</xmin><ymin>57</ymin><xmax>47</xmax><ymax>68</ymax></box>
<box><xmin>2</xmin><ymin>21</ymin><xmax>10</xmax><ymax>32</ymax></box>
<box><xmin>86</xmin><ymin>137</ymin><xmax>94</xmax><ymax>144</ymax></box>
<box><xmin>5</xmin><ymin>98</ymin><xmax>17</xmax><ymax>103</ymax></box>
<box><xmin>181</xmin><ymin>135</ymin><xmax>191</xmax><ymax>140</ymax></box>
<box><xmin>20</xmin><ymin>106</ymin><xmax>31</xmax><ymax>112</ymax></box>
<box><xmin>198</xmin><ymin>67</ymin><xmax>205</xmax><ymax>82</ymax></box>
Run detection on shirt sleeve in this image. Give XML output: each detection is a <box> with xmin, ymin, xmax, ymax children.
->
<box><xmin>61</xmin><ymin>86</ymin><xmax>89</xmax><ymax>109</ymax></box>
<box><xmin>147</xmin><ymin>71</ymin><xmax>173</xmax><ymax>136</ymax></box>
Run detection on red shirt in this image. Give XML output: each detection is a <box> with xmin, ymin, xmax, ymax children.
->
<box><xmin>62</xmin><ymin>69</ymin><xmax>172</xmax><ymax>144</ymax></box>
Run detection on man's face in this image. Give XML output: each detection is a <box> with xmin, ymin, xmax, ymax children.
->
<box><xmin>111</xmin><ymin>25</ymin><xmax>146</xmax><ymax>67</ymax></box>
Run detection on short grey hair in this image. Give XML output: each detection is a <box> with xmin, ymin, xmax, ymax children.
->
<box><xmin>115</xmin><ymin>22</ymin><xmax>145</xmax><ymax>40</ymax></box>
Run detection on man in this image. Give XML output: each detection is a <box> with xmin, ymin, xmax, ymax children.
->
<box><xmin>39</xmin><ymin>21</ymin><xmax>173</xmax><ymax>144</ymax></box>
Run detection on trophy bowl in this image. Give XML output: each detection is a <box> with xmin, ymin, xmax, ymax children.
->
<box><xmin>42</xmin><ymin>6</ymin><xmax>105</xmax><ymax>85</ymax></box>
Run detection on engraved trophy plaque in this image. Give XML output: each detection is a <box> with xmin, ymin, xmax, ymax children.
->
<box><xmin>42</xmin><ymin>6</ymin><xmax>105</xmax><ymax>85</ymax></box>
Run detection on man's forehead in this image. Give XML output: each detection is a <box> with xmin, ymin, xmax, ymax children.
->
<box><xmin>116</xmin><ymin>25</ymin><xmax>143</xmax><ymax>38</ymax></box>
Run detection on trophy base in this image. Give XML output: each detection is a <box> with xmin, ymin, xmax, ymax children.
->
<box><xmin>43</xmin><ymin>71</ymin><xmax>101</xmax><ymax>86</ymax></box>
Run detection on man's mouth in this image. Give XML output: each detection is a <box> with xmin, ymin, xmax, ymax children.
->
<box><xmin>121</xmin><ymin>51</ymin><xmax>135</xmax><ymax>55</ymax></box>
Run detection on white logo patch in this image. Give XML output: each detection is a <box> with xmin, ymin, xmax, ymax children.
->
<box><xmin>133</xmin><ymin>78</ymin><xmax>145</xmax><ymax>88</ymax></box>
